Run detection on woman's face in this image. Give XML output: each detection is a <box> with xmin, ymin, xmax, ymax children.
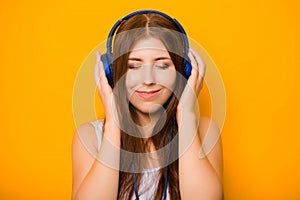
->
<box><xmin>125</xmin><ymin>37</ymin><xmax>177</xmax><ymax>114</ymax></box>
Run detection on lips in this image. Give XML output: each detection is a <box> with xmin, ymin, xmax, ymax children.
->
<box><xmin>136</xmin><ymin>89</ymin><xmax>161</xmax><ymax>100</ymax></box>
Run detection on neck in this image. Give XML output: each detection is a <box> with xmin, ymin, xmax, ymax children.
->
<box><xmin>136</xmin><ymin>111</ymin><xmax>159</xmax><ymax>137</ymax></box>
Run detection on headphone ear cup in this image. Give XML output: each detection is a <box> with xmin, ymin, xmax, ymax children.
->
<box><xmin>184</xmin><ymin>60</ymin><xmax>192</xmax><ymax>79</ymax></box>
<box><xmin>101</xmin><ymin>53</ymin><xmax>114</xmax><ymax>87</ymax></box>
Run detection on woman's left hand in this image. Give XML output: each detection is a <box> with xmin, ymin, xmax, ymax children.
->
<box><xmin>176</xmin><ymin>48</ymin><xmax>206</xmax><ymax>126</ymax></box>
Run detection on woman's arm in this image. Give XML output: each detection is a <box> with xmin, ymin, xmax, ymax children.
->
<box><xmin>178</xmin><ymin>117</ymin><xmax>223</xmax><ymax>200</ymax></box>
<box><xmin>72</xmin><ymin>51</ymin><xmax>121</xmax><ymax>200</ymax></box>
<box><xmin>177</xmin><ymin>48</ymin><xmax>223</xmax><ymax>199</ymax></box>
<box><xmin>72</xmin><ymin>122</ymin><xmax>120</xmax><ymax>200</ymax></box>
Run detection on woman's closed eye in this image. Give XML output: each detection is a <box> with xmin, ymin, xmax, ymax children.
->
<box><xmin>128</xmin><ymin>59</ymin><xmax>143</xmax><ymax>69</ymax></box>
<box><xmin>154</xmin><ymin>64</ymin><xmax>169</xmax><ymax>70</ymax></box>
<box><xmin>128</xmin><ymin>64</ymin><xmax>142</xmax><ymax>69</ymax></box>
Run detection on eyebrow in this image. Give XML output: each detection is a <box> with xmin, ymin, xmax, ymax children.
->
<box><xmin>128</xmin><ymin>57</ymin><xmax>171</xmax><ymax>61</ymax></box>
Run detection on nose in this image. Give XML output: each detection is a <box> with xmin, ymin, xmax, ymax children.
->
<box><xmin>142</xmin><ymin>64</ymin><xmax>155</xmax><ymax>85</ymax></box>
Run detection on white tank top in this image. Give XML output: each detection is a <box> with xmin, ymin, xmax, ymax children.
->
<box><xmin>90</xmin><ymin>120</ymin><xmax>170</xmax><ymax>200</ymax></box>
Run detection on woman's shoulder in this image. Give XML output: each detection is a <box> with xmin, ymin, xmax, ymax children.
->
<box><xmin>73</xmin><ymin>119</ymin><xmax>104</xmax><ymax>157</ymax></box>
<box><xmin>74</xmin><ymin>119</ymin><xmax>104</xmax><ymax>137</ymax></box>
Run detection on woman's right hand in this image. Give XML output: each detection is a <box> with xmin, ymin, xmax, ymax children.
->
<box><xmin>94</xmin><ymin>51</ymin><xmax>120</xmax><ymax>133</ymax></box>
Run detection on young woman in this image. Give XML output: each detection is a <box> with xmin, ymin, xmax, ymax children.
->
<box><xmin>72</xmin><ymin>10</ymin><xmax>223</xmax><ymax>200</ymax></box>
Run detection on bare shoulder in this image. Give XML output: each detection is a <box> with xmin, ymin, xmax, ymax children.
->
<box><xmin>71</xmin><ymin>122</ymin><xmax>99</xmax><ymax>198</ymax></box>
<box><xmin>72</xmin><ymin>122</ymin><xmax>99</xmax><ymax>158</ymax></box>
<box><xmin>198</xmin><ymin>117</ymin><xmax>223</xmax><ymax>179</ymax></box>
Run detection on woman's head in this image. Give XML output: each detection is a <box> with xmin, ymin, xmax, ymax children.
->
<box><xmin>112</xmin><ymin>13</ymin><xmax>187</xmax><ymax>116</ymax></box>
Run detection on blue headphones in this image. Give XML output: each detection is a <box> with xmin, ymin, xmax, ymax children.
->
<box><xmin>101</xmin><ymin>10</ymin><xmax>192</xmax><ymax>87</ymax></box>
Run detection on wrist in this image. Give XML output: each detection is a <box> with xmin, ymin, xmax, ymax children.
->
<box><xmin>103</xmin><ymin>122</ymin><xmax>121</xmax><ymax>147</ymax></box>
<box><xmin>177</xmin><ymin>112</ymin><xmax>198</xmax><ymax>128</ymax></box>
<box><xmin>178</xmin><ymin>114</ymin><xmax>199</xmax><ymax>155</ymax></box>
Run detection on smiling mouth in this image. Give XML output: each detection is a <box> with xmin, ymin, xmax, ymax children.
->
<box><xmin>136</xmin><ymin>90</ymin><xmax>161</xmax><ymax>99</ymax></box>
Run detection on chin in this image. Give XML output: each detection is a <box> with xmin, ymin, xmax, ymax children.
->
<box><xmin>135</xmin><ymin>103</ymin><xmax>164</xmax><ymax>114</ymax></box>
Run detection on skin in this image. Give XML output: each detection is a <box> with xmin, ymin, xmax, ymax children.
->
<box><xmin>126</xmin><ymin>37</ymin><xmax>176</xmax><ymax>125</ymax></box>
<box><xmin>71</xmin><ymin>37</ymin><xmax>223</xmax><ymax>200</ymax></box>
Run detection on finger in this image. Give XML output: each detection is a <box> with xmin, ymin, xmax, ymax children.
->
<box><xmin>94</xmin><ymin>51</ymin><xmax>101</xmax><ymax>90</ymax></box>
<box><xmin>196</xmin><ymin>79</ymin><xmax>203</xmax><ymax>94</ymax></box>
<box><xmin>187</xmin><ymin>50</ymin><xmax>198</xmax><ymax>89</ymax></box>
<box><xmin>189</xmin><ymin>48</ymin><xmax>205</xmax><ymax>93</ymax></box>
<box><xmin>189</xmin><ymin>48</ymin><xmax>206</xmax><ymax>78</ymax></box>
<box><xmin>96</xmin><ymin>51</ymin><xmax>105</xmax><ymax>77</ymax></box>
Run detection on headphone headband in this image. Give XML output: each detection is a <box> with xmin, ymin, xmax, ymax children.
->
<box><xmin>106</xmin><ymin>10</ymin><xmax>189</xmax><ymax>55</ymax></box>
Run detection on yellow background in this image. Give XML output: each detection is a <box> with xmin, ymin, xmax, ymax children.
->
<box><xmin>1</xmin><ymin>0</ymin><xmax>299</xmax><ymax>199</ymax></box>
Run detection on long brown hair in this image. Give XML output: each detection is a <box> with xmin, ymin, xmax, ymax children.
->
<box><xmin>111</xmin><ymin>13</ymin><xmax>187</xmax><ymax>200</ymax></box>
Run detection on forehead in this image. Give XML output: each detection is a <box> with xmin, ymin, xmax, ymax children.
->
<box><xmin>129</xmin><ymin>37</ymin><xmax>170</xmax><ymax>57</ymax></box>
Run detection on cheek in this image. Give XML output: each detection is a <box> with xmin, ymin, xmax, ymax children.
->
<box><xmin>154</xmin><ymin>69</ymin><xmax>177</xmax><ymax>90</ymax></box>
<box><xmin>125</xmin><ymin>71</ymin><xmax>142</xmax><ymax>90</ymax></box>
